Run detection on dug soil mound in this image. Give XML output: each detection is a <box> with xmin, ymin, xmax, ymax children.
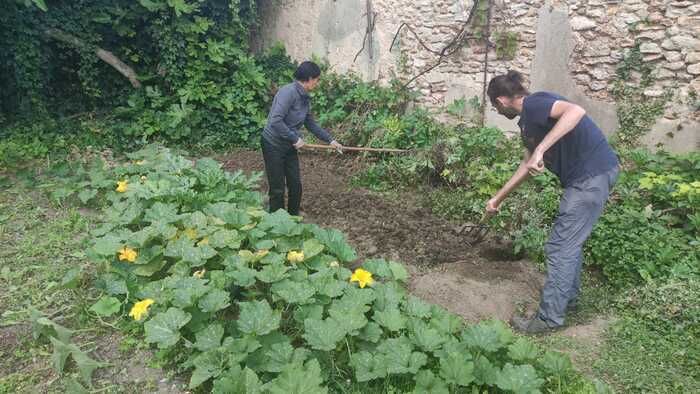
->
<box><xmin>221</xmin><ymin>149</ymin><xmax>544</xmax><ymax>322</ymax></box>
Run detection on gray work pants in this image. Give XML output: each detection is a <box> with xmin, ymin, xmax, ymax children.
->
<box><xmin>538</xmin><ymin>166</ymin><xmax>619</xmax><ymax>327</ymax></box>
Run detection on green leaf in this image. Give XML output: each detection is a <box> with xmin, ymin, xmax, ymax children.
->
<box><xmin>439</xmin><ymin>351</ymin><xmax>475</xmax><ymax>387</ymax></box>
<box><xmin>264</xmin><ymin>342</ymin><xmax>309</xmax><ymax>373</ymax></box>
<box><xmin>377</xmin><ymin>337</ymin><xmax>427</xmax><ymax>374</ymax></box>
<box><xmin>102</xmin><ymin>274</ymin><xmax>127</xmax><ymax>295</ymax></box>
<box><xmin>209</xmin><ymin>229</ymin><xmax>242</xmax><ymax>249</ymax></box>
<box><xmin>404</xmin><ymin>296</ymin><xmax>432</xmax><ymax>319</ymax></box>
<box><xmin>92</xmin><ymin>234</ymin><xmax>122</xmax><ymax>256</ymax></box>
<box><xmin>388</xmin><ymin>261</ymin><xmax>409</xmax><ymax>282</ymax></box>
<box><xmin>409</xmin><ymin>320</ymin><xmax>447</xmax><ymax>353</ymax></box>
<box><xmin>237</xmin><ymin>300</ymin><xmax>281</xmax><ymax>336</ymax></box>
<box><xmin>309</xmin><ymin>269</ymin><xmax>347</xmax><ymax>298</ymax></box>
<box><xmin>255</xmin><ymin>261</ymin><xmax>289</xmax><ymax>283</ymax></box>
<box><xmin>33</xmin><ymin>315</ymin><xmax>73</xmax><ymax>343</ymax></box>
<box><xmin>144</xmin><ymin>308</ymin><xmax>191</xmax><ymax>349</ymax></box>
<box><xmin>31</xmin><ymin>0</ymin><xmax>48</xmax><ymax>12</ymax></box>
<box><xmin>189</xmin><ymin>348</ymin><xmax>228</xmax><ymax>388</ymax></box>
<box><xmin>65</xmin><ymin>378</ymin><xmax>89</xmax><ymax>394</ymax></box>
<box><xmin>302</xmin><ymin>239</ymin><xmax>324</xmax><ymax>260</ymax></box>
<box><xmin>263</xmin><ymin>359</ymin><xmax>327</xmax><ymax>394</ymax></box>
<box><xmin>171</xmin><ymin>277</ymin><xmax>209</xmax><ymax>308</ymax></box>
<box><xmin>205</xmin><ymin>203</ymin><xmax>251</xmax><ymax>227</ymax></box>
<box><xmin>133</xmin><ymin>258</ymin><xmax>167</xmax><ymax>277</ymax></box>
<box><xmin>373</xmin><ymin>282</ymin><xmax>405</xmax><ymax>311</ymax></box>
<box><xmin>73</xmin><ymin>350</ymin><xmax>107</xmax><ymax>386</ymax></box>
<box><xmin>507</xmin><ymin>337</ymin><xmax>539</xmax><ymax>361</ymax></box>
<box><xmin>362</xmin><ymin>259</ymin><xmax>392</xmax><ymax>278</ymax></box>
<box><xmin>50</xmin><ymin>336</ymin><xmax>73</xmax><ymax>375</ymax></box>
<box><xmin>198</xmin><ymin>289</ymin><xmax>230</xmax><ymax>313</ymax></box>
<box><xmin>359</xmin><ymin>322</ymin><xmax>383</xmax><ymax>343</ymax></box>
<box><xmin>429</xmin><ymin>307</ymin><xmax>463</xmax><ymax>335</ymax></box>
<box><xmin>328</xmin><ymin>299</ymin><xmax>369</xmax><ymax>334</ymax></box>
<box><xmin>495</xmin><ymin>363</ymin><xmax>544</xmax><ymax>394</ymax></box>
<box><xmin>78</xmin><ymin>189</ymin><xmax>98</xmax><ymax>204</ymax></box>
<box><xmin>350</xmin><ymin>351</ymin><xmax>388</xmax><ymax>382</ymax></box>
<box><xmin>311</xmin><ymin>227</ymin><xmax>357</xmax><ymax>262</ymax></box>
<box><xmin>225</xmin><ymin>261</ymin><xmax>257</xmax><ymax>288</ymax></box>
<box><xmin>138</xmin><ymin>0</ymin><xmax>167</xmax><ymax>12</ymax></box>
<box><xmin>49</xmin><ymin>337</ymin><xmax>106</xmax><ymax>386</ymax></box>
<box><xmin>60</xmin><ymin>267</ymin><xmax>82</xmax><ymax>289</ymax></box>
<box><xmin>473</xmin><ymin>354</ymin><xmax>499</xmax><ymax>386</ymax></box>
<box><xmin>164</xmin><ymin>237</ymin><xmax>216</xmax><ymax>267</ymax></box>
<box><xmin>271</xmin><ymin>279</ymin><xmax>316</xmax><ymax>304</ymax></box>
<box><xmin>134</xmin><ymin>245</ymin><xmax>164</xmax><ymax>265</ymax></box>
<box><xmin>258</xmin><ymin>210</ymin><xmax>303</xmax><ymax>237</ymax></box>
<box><xmin>194</xmin><ymin>323</ymin><xmax>224</xmax><ymax>352</ymax></box>
<box><xmin>144</xmin><ymin>202</ymin><xmax>181</xmax><ymax>223</ymax></box>
<box><xmin>461</xmin><ymin>320</ymin><xmax>513</xmax><ymax>353</ymax></box>
<box><xmin>293</xmin><ymin>304</ymin><xmax>324</xmax><ymax>324</ymax></box>
<box><xmin>89</xmin><ymin>296</ymin><xmax>121</xmax><ymax>317</ymax></box>
<box><xmin>413</xmin><ymin>369</ymin><xmax>449</xmax><ymax>394</ymax></box>
<box><xmin>373</xmin><ymin>307</ymin><xmax>406</xmax><ymax>332</ymax></box>
<box><xmin>302</xmin><ymin>318</ymin><xmax>346</xmax><ymax>351</ymax></box>
<box><xmin>213</xmin><ymin>366</ymin><xmax>262</xmax><ymax>394</ymax></box>
<box><xmin>539</xmin><ymin>351</ymin><xmax>573</xmax><ymax>377</ymax></box>
<box><xmin>183</xmin><ymin>211</ymin><xmax>208</xmax><ymax>229</ymax></box>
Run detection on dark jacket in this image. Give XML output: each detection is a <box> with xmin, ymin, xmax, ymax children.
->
<box><xmin>262</xmin><ymin>81</ymin><xmax>333</xmax><ymax>147</ymax></box>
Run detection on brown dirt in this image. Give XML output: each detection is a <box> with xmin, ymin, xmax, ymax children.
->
<box><xmin>220</xmin><ymin>149</ymin><xmax>545</xmax><ymax>323</ymax></box>
<box><xmin>91</xmin><ymin>332</ymin><xmax>187</xmax><ymax>393</ymax></box>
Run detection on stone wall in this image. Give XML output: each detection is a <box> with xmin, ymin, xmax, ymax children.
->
<box><xmin>254</xmin><ymin>0</ymin><xmax>699</xmax><ymax>152</ymax></box>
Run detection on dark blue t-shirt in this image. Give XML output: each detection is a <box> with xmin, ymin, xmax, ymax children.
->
<box><xmin>518</xmin><ymin>92</ymin><xmax>618</xmax><ymax>187</ymax></box>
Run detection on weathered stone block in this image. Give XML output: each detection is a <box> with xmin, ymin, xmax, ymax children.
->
<box><xmin>571</xmin><ymin>16</ymin><xmax>597</xmax><ymax>30</ymax></box>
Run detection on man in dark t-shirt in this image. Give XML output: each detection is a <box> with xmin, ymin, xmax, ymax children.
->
<box><xmin>485</xmin><ymin>71</ymin><xmax>619</xmax><ymax>333</ymax></box>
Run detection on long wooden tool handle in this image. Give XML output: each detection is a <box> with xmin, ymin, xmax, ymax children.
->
<box><xmin>303</xmin><ymin>143</ymin><xmax>407</xmax><ymax>153</ymax></box>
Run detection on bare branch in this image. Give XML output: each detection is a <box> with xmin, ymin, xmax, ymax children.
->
<box><xmin>45</xmin><ymin>28</ymin><xmax>141</xmax><ymax>88</ymax></box>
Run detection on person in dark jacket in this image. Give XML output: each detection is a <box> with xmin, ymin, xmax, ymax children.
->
<box><xmin>261</xmin><ymin>61</ymin><xmax>343</xmax><ymax>216</ymax></box>
<box><xmin>485</xmin><ymin>70</ymin><xmax>619</xmax><ymax>333</ymax></box>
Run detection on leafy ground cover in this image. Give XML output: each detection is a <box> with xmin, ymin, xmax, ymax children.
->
<box><xmin>1</xmin><ymin>146</ymin><xmax>608</xmax><ymax>393</ymax></box>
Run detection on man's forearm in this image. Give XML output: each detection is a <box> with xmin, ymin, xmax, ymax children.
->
<box><xmin>535</xmin><ymin>106</ymin><xmax>585</xmax><ymax>154</ymax></box>
<box><xmin>493</xmin><ymin>162</ymin><xmax>530</xmax><ymax>203</ymax></box>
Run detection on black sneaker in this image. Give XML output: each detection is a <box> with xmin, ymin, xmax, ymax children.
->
<box><xmin>510</xmin><ymin>315</ymin><xmax>559</xmax><ymax>334</ymax></box>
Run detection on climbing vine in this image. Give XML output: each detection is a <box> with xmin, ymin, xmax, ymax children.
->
<box><xmin>1</xmin><ymin>0</ymin><xmax>276</xmax><ymax>148</ymax></box>
<box><xmin>611</xmin><ymin>43</ymin><xmax>671</xmax><ymax>149</ymax></box>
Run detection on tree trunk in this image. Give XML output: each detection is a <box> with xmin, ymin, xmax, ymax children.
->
<box><xmin>44</xmin><ymin>28</ymin><xmax>141</xmax><ymax>88</ymax></box>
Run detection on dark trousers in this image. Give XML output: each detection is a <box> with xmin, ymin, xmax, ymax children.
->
<box><xmin>261</xmin><ymin>137</ymin><xmax>302</xmax><ymax>215</ymax></box>
<box><xmin>538</xmin><ymin>166</ymin><xmax>619</xmax><ymax>327</ymax></box>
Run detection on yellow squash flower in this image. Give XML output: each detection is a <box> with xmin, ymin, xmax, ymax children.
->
<box><xmin>116</xmin><ymin>180</ymin><xmax>128</xmax><ymax>193</ymax></box>
<box><xmin>129</xmin><ymin>299</ymin><xmax>154</xmax><ymax>321</ymax></box>
<box><xmin>118</xmin><ymin>247</ymin><xmax>138</xmax><ymax>263</ymax></box>
<box><xmin>140</xmin><ymin>175</ymin><xmax>147</xmax><ymax>183</ymax></box>
<box><xmin>193</xmin><ymin>269</ymin><xmax>206</xmax><ymax>279</ymax></box>
<box><xmin>287</xmin><ymin>250</ymin><xmax>304</xmax><ymax>263</ymax></box>
<box><xmin>183</xmin><ymin>228</ymin><xmax>198</xmax><ymax>240</ymax></box>
<box><xmin>197</xmin><ymin>237</ymin><xmax>209</xmax><ymax>246</ymax></box>
<box><xmin>329</xmin><ymin>261</ymin><xmax>340</xmax><ymax>268</ymax></box>
<box><xmin>350</xmin><ymin>268</ymin><xmax>374</xmax><ymax>288</ymax></box>
<box><xmin>441</xmin><ymin>169</ymin><xmax>451</xmax><ymax>178</ymax></box>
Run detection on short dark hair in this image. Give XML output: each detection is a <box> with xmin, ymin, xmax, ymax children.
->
<box><xmin>293</xmin><ymin>61</ymin><xmax>321</xmax><ymax>82</ymax></box>
<box><xmin>487</xmin><ymin>70</ymin><xmax>529</xmax><ymax>106</ymax></box>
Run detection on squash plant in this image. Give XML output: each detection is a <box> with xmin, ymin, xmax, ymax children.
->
<box><xmin>78</xmin><ymin>145</ymin><xmax>598</xmax><ymax>392</ymax></box>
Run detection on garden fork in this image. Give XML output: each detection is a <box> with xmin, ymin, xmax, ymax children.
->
<box><xmin>457</xmin><ymin>211</ymin><xmax>494</xmax><ymax>245</ymax></box>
